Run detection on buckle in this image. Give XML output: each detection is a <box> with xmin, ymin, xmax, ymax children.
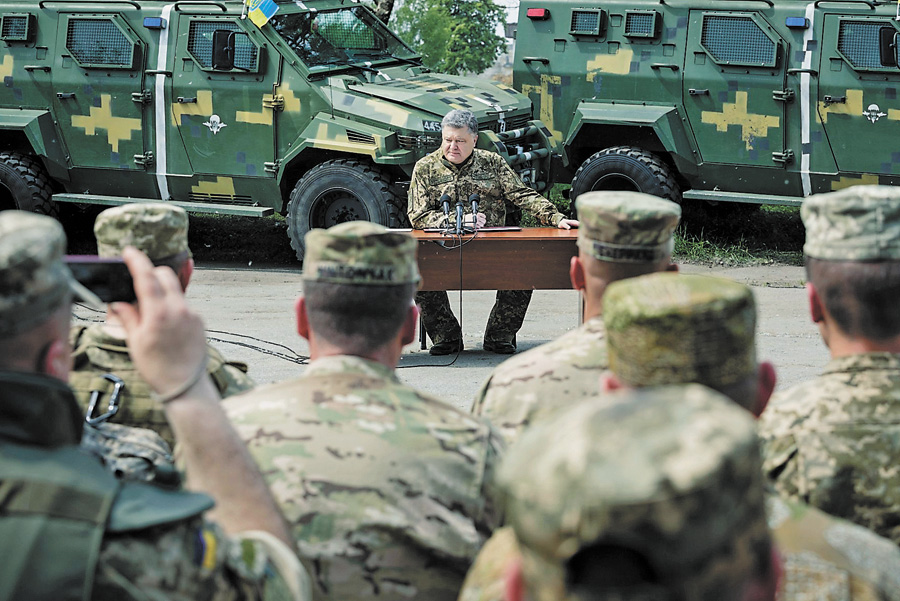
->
<box><xmin>85</xmin><ymin>373</ymin><xmax>126</xmax><ymax>425</ymax></box>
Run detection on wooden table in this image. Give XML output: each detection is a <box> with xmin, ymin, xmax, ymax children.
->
<box><xmin>412</xmin><ymin>228</ymin><xmax>578</xmax><ymax>291</ymax></box>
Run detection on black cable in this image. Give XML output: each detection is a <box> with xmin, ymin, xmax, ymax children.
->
<box><xmin>399</xmin><ymin>228</ymin><xmax>480</xmax><ymax>368</ymax></box>
<box><xmin>73</xmin><ymin>303</ymin><xmax>309</xmax><ymax>366</ymax></box>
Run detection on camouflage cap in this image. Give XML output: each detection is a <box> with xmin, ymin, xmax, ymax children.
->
<box><xmin>94</xmin><ymin>203</ymin><xmax>190</xmax><ymax>261</ymax></box>
<box><xmin>497</xmin><ymin>384</ymin><xmax>771</xmax><ymax>601</ymax></box>
<box><xmin>604</xmin><ymin>273</ymin><xmax>757</xmax><ymax>391</ymax></box>
<box><xmin>0</xmin><ymin>211</ymin><xmax>84</xmax><ymax>337</ymax></box>
<box><xmin>303</xmin><ymin>221</ymin><xmax>421</xmax><ymax>285</ymax></box>
<box><xmin>575</xmin><ymin>191</ymin><xmax>681</xmax><ymax>263</ymax></box>
<box><xmin>802</xmin><ymin>185</ymin><xmax>900</xmax><ymax>261</ymax></box>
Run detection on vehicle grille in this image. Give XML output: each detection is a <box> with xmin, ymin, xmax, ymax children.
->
<box><xmin>481</xmin><ymin>114</ymin><xmax>530</xmax><ymax>134</ymax></box>
<box><xmin>188</xmin><ymin>193</ymin><xmax>255</xmax><ymax>205</ymax></box>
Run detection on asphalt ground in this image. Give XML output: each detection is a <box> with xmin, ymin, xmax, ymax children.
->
<box><xmin>72</xmin><ymin>262</ymin><xmax>828</xmax><ymax>412</ymax></box>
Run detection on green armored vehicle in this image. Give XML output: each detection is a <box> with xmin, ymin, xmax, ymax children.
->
<box><xmin>0</xmin><ymin>0</ymin><xmax>555</xmax><ymax>259</ymax></box>
<box><xmin>514</xmin><ymin>0</ymin><xmax>900</xmax><ymax>208</ymax></box>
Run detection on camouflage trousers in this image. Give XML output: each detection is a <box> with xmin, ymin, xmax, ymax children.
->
<box><xmin>416</xmin><ymin>290</ymin><xmax>533</xmax><ymax>345</ymax></box>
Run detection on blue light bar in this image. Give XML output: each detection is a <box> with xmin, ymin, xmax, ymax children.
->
<box><xmin>785</xmin><ymin>17</ymin><xmax>809</xmax><ymax>28</ymax></box>
<box><xmin>143</xmin><ymin>17</ymin><xmax>167</xmax><ymax>29</ymax></box>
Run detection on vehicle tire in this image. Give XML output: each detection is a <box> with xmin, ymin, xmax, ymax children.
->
<box><xmin>0</xmin><ymin>151</ymin><xmax>58</xmax><ymax>217</ymax></box>
<box><xmin>286</xmin><ymin>159</ymin><xmax>400</xmax><ymax>262</ymax></box>
<box><xmin>570</xmin><ymin>146</ymin><xmax>680</xmax><ymax>206</ymax></box>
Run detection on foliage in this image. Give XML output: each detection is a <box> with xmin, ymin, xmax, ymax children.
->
<box><xmin>391</xmin><ymin>0</ymin><xmax>507</xmax><ymax>75</ymax></box>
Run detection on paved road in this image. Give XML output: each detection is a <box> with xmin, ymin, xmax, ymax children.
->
<box><xmin>73</xmin><ymin>262</ymin><xmax>828</xmax><ymax>412</ymax></box>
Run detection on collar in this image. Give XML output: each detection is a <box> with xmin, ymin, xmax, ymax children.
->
<box><xmin>0</xmin><ymin>371</ymin><xmax>84</xmax><ymax>447</ymax></box>
<box><xmin>439</xmin><ymin>149</ymin><xmax>477</xmax><ymax>172</ymax></box>
<box><xmin>304</xmin><ymin>355</ymin><xmax>399</xmax><ymax>383</ymax></box>
<box><xmin>822</xmin><ymin>352</ymin><xmax>900</xmax><ymax>375</ymax></box>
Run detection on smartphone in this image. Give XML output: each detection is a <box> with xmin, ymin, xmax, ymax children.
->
<box><xmin>65</xmin><ymin>255</ymin><xmax>136</xmax><ymax>303</ymax></box>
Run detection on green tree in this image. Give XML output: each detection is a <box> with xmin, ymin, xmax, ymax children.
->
<box><xmin>391</xmin><ymin>0</ymin><xmax>507</xmax><ymax>75</ymax></box>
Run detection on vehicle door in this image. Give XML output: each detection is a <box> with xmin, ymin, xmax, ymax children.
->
<box><xmin>682</xmin><ymin>11</ymin><xmax>791</xmax><ymax>170</ymax></box>
<box><xmin>817</xmin><ymin>14</ymin><xmax>900</xmax><ymax>179</ymax></box>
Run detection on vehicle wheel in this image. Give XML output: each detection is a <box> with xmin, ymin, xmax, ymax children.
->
<box><xmin>570</xmin><ymin>146</ymin><xmax>680</xmax><ymax>205</ymax></box>
<box><xmin>0</xmin><ymin>151</ymin><xmax>58</xmax><ymax>217</ymax></box>
<box><xmin>286</xmin><ymin>159</ymin><xmax>400</xmax><ymax>261</ymax></box>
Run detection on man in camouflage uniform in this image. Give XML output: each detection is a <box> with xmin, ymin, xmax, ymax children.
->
<box><xmin>0</xmin><ymin>212</ymin><xmax>308</xmax><ymax>600</ymax></box>
<box><xmin>758</xmin><ymin>185</ymin><xmax>900</xmax><ymax>545</ymax></box>
<box><xmin>69</xmin><ymin>202</ymin><xmax>254</xmax><ymax>447</ymax></box>
<box><xmin>407</xmin><ymin>109</ymin><xmax>578</xmax><ymax>355</ymax></box>
<box><xmin>461</xmin><ymin>273</ymin><xmax>900</xmax><ymax>601</ymax></box>
<box><xmin>600</xmin><ymin>272</ymin><xmax>900</xmax><ymax>599</ymax></box>
<box><xmin>224</xmin><ymin>221</ymin><xmax>505</xmax><ymax>601</ymax></box>
<box><xmin>471</xmin><ymin>190</ymin><xmax>680</xmax><ymax>442</ymax></box>
<box><xmin>494</xmin><ymin>385</ymin><xmax>778</xmax><ymax>601</ymax></box>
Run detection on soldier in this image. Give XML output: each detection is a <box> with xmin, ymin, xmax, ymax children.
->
<box><xmin>758</xmin><ymin>185</ymin><xmax>900</xmax><ymax>545</ymax></box>
<box><xmin>471</xmin><ymin>190</ymin><xmax>680</xmax><ymax>442</ymax></box>
<box><xmin>0</xmin><ymin>212</ymin><xmax>308</xmax><ymax>600</ymax></box>
<box><xmin>495</xmin><ymin>385</ymin><xmax>777</xmax><ymax>601</ymax></box>
<box><xmin>407</xmin><ymin>108</ymin><xmax>578</xmax><ymax>355</ymax></box>
<box><xmin>223</xmin><ymin>221</ymin><xmax>505</xmax><ymax>601</ymax></box>
<box><xmin>69</xmin><ymin>202</ymin><xmax>254</xmax><ymax>447</ymax></box>
<box><xmin>461</xmin><ymin>273</ymin><xmax>900</xmax><ymax>601</ymax></box>
<box><xmin>600</xmin><ymin>272</ymin><xmax>900</xmax><ymax>599</ymax></box>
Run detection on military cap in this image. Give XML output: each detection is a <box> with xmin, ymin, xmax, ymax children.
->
<box><xmin>0</xmin><ymin>211</ymin><xmax>92</xmax><ymax>337</ymax></box>
<box><xmin>497</xmin><ymin>384</ymin><xmax>771</xmax><ymax>601</ymax></box>
<box><xmin>94</xmin><ymin>203</ymin><xmax>190</xmax><ymax>261</ymax></box>
<box><xmin>802</xmin><ymin>185</ymin><xmax>900</xmax><ymax>261</ymax></box>
<box><xmin>575</xmin><ymin>191</ymin><xmax>681</xmax><ymax>263</ymax></box>
<box><xmin>303</xmin><ymin>221</ymin><xmax>420</xmax><ymax>285</ymax></box>
<box><xmin>604</xmin><ymin>272</ymin><xmax>757</xmax><ymax>392</ymax></box>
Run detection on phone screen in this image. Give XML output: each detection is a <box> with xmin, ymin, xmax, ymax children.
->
<box><xmin>65</xmin><ymin>255</ymin><xmax>136</xmax><ymax>303</ymax></box>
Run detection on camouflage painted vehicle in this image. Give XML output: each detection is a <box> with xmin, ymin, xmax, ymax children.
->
<box><xmin>0</xmin><ymin>0</ymin><xmax>555</xmax><ymax>259</ymax></box>
<box><xmin>514</xmin><ymin>0</ymin><xmax>900</xmax><ymax>209</ymax></box>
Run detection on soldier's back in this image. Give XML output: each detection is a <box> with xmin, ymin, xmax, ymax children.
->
<box><xmin>69</xmin><ymin>323</ymin><xmax>254</xmax><ymax>446</ymax></box>
<box><xmin>472</xmin><ymin>317</ymin><xmax>607</xmax><ymax>443</ymax></box>
<box><xmin>224</xmin><ymin>355</ymin><xmax>505</xmax><ymax>601</ymax></box>
<box><xmin>759</xmin><ymin>353</ymin><xmax>900</xmax><ymax>544</ymax></box>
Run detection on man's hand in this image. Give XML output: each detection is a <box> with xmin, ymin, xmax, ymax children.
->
<box><xmin>463</xmin><ymin>212</ymin><xmax>487</xmax><ymax>229</ymax></box>
<box><xmin>112</xmin><ymin>246</ymin><xmax>208</xmax><ymax>396</ymax></box>
<box><xmin>557</xmin><ymin>219</ymin><xmax>579</xmax><ymax>230</ymax></box>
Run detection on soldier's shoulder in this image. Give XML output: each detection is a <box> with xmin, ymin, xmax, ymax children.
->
<box><xmin>770</xmin><ymin>495</ymin><xmax>900</xmax><ymax>600</ymax></box>
<box><xmin>487</xmin><ymin>323</ymin><xmax>607</xmax><ymax>389</ymax></box>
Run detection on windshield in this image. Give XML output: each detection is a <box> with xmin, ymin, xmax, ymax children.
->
<box><xmin>270</xmin><ymin>7</ymin><xmax>418</xmax><ymax>69</ymax></box>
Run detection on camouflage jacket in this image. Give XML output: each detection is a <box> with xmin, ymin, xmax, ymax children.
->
<box><xmin>407</xmin><ymin>148</ymin><xmax>565</xmax><ymax>229</ymax></box>
<box><xmin>224</xmin><ymin>355</ymin><xmax>506</xmax><ymax>601</ymax></box>
<box><xmin>759</xmin><ymin>353</ymin><xmax>900</xmax><ymax>545</ymax></box>
<box><xmin>458</xmin><ymin>494</ymin><xmax>900</xmax><ymax>601</ymax></box>
<box><xmin>472</xmin><ymin>316</ymin><xmax>607</xmax><ymax>443</ymax></box>
<box><xmin>0</xmin><ymin>370</ymin><xmax>271</xmax><ymax>601</ymax></box>
<box><xmin>69</xmin><ymin>323</ymin><xmax>254</xmax><ymax>447</ymax></box>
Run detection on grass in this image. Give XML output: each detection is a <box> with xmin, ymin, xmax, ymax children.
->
<box><xmin>536</xmin><ymin>184</ymin><xmax>805</xmax><ymax>267</ymax></box>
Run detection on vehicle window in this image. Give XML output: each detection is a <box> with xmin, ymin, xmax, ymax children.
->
<box><xmin>66</xmin><ymin>18</ymin><xmax>132</xmax><ymax>66</ymax></box>
<box><xmin>701</xmin><ymin>15</ymin><xmax>776</xmax><ymax>67</ymax></box>
<box><xmin>188</xmin><ymin>20</ymin><xmax>258</xmax><ymax>70</ymax></box>
<box><xmin>270</xmin><ymin>7</ymin><xmax>416</xmax><ymax>68</ymax></box>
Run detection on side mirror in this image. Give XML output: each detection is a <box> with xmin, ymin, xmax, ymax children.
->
<box><xmin>212</xmin><ymin>30</ymin><xmax>236</xmax><ymax>70</ymax></box>
<box><xmin>895</xmin><ymin>31</ymin><xmax>900</xmax><ymax>68</ymax></box>
<box><xmin>879</xmin><ymin>27</ymin><xmax>898</xmax><ymax>67</ymax></box>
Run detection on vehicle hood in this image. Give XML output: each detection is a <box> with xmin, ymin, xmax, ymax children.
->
<box><xmin>326</xmin><ymin>72</ymin><xmax>532</xmax><ymax>131</ymax></box>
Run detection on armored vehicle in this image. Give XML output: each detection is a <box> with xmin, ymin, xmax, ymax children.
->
<box><xmin>0</xmin><ymin>0</ymin><xmax>555</xmax><ymax>259</ymax></box>
<box><xmin>514</xmin><ymin>0</ymin><xmax>900</xmax><ymax>209</ymax></box>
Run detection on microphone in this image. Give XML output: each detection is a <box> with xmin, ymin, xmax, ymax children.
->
<box><xmin>468</xmin><ymin>193</ymin><xmax>480</xmax><ymax>230</ymax></box>
<box><xmin>440</xmin><ymin>194</ymin><xmax>451</xmax><ymax>228</ymax></box>
<box><xmin>455</xmin><ymin>198</ymin><xmax>464</xmax><ymax>234</ymax></box>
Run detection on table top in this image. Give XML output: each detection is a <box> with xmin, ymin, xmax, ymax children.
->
<box><xmin>409</xmin><ymin>227</ymin><xmax>579</xmax><ymax>242</ymax></box>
